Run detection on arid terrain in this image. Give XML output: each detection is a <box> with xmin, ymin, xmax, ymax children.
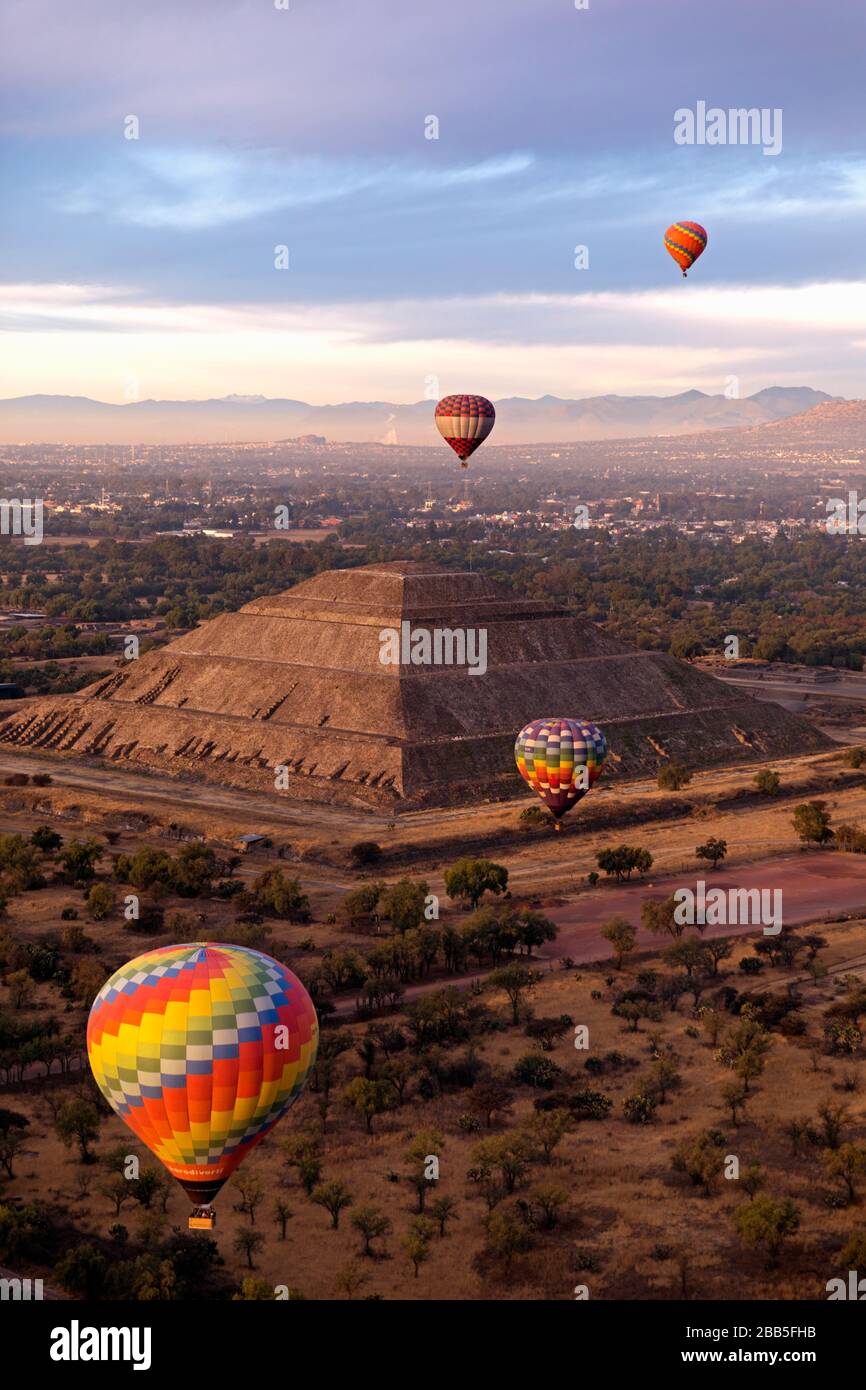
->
<box><xmin>3</xmin><ymin>740</ymin><xmax>866</xmax><ymax>1300</ymax></box>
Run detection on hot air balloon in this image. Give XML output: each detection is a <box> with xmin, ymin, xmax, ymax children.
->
<box><xmin>87</xmin><ymin>942</ymin><xmax>318</xmax><ymax>1230</ymax></box>
<box><xmin>435</xmin><ymin>394</ymin><xmax>495</xmax><ymax>467</ymax></box>
<box><xmin>663</xmin><ymin>221</ymin><xmax>708</xmax><ymax>277</ymax></box>
<box><xmin>515</xmin><ymin>717</ymin><xmax>607</xmax><ymax>830</ymax></box>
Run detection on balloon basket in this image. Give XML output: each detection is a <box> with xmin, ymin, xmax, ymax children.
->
<box><xmin>189</xmin><ymin>1208</ymin><xmax>217</xmax><ymax>1231</ymax></box>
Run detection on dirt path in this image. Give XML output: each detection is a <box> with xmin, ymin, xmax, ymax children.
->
<box><xmin>543</xmin><ymin>853</ymin><xmax>866</xmax><ymax>958</ymax></box>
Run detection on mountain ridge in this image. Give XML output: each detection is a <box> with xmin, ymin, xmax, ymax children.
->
<box><xmin>0</xmin><ymin>387</ymin><xmax>836</xmax><ymax>446</ymax></box>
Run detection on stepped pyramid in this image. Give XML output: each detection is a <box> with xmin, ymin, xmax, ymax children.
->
<box><xmin>0</xmin><ymin>561</ymin><xmax>829</xmax><ymax>811</ymax></box>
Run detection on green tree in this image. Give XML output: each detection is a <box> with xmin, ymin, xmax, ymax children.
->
<box><xmin>792</xmin><ymin>801</ymin><xmax>833</xmax><ymax>845</ymax></box>
<box><xmin>60</xmin><ymin>839</ymin><xmax>101</xmax><ymax>886</ymax></box>
<box><xmin>714</xmin><ymin>1012</ymin><xmax>773</xmax><ymax>1092</ymax></box>
<box><xmin>54</xmin><ymin>1242</ymin><xmax>109</xmax><ymax>1298</ymax></box>
<box><xmin>311</xmin><ymin>1181</ymin><xmax>353</xmax><ymax>1229</ymax></box>
<box><xmin>31</xmin><ymin>825</ymin><xmax>62</xmax><ymax>853</ymax></box>
<box><xmin>695</xmin><ymin>837</ymin><xmax>727</xmax><ymax>870</ymax></box>
<box><xmin>657</xmin><ymin>762</ymin><xmax>691</xmax><ymax>791</ymax></box>
<box><xmin>823</xmin><ymin>1144</ymin><xmax>866</xmax><ymax>1203</ymax></box>
<box><xmin>55</xmin><ymin>1098</ymin><xmax>101</xmax><ymax>1162</ymax></box>
<box><xmin>430</xmin><ymin>1194</ymin><xmax>459</xmax><ymax>1237</ymax></box>
<box><xmin>733</xmin><ymin>1195</ymin><xmax>800</xmax><ymax>1268</ymax></box>
<box><xmin>444</xmin><ymin>858</ymin><xmax>509</xmax><ymax>910</ymax></box>
<box><xmin>597</xmin><ymin>845</ymin><xmax>653</xmax><ymax>881</ymax></box>
<box><xmin>402</xmin><ymin>1216</ymin><xmax>435</xmax><ymax>1277</ymax></box>
<box><xmin>233</xmin><ymin>1228</ymin><xmax>265</xmax><ymax>1270</ymax></box>
<box><xmin>484</xmin><ymin>1204</ymin><xmax>531</xmax><ymax>1267</ymax></box>
<box><xmin>350</xmin><ymin>1203</ymin><xmax>392</xmax><ymax>1257</ymax></box>
<box><xmin>341</xmin><ymin>1076</ymin><xmax>392</xmax><ymax>1133</ymax></box>
<box><xmin>641</xmin><ymin>894</ymin><xmax>683</xmax><ymax>938</ymax></box>
<box><xmin>601</xmin><ymin>915</ymin><xmax>637</xmax><ymax>968</ymax></box>
<box><xmin>380</xmin><ymin>878</ymin><xmax>430</xmax><ymax>935</ymax></box>
<box><xmin>489</xmin><ymin>963</ymin><xmax>541</xmax><ymax>1025</ymax></box>
<box><xmin>232</xmin><ymin>1171</ymin><xmax>265</xmax><ymax>1224</ymax></box>
<box><xmin>272</xmin><ymin>1199</ymin><xmax>294</xmax><ymax>1240</ymax></box>
<box><xmin>754</xmin><ymin>769</ymin><xmax>781</xmax><ymax>795</ymax></box>
<box><xmin>86</xmin><ymin>883</ymin><xmax>115</xmax><ymax>921</ymax></box>
<box><xmin>6</xmin><ymin>970</ymin><xmax>34</xmax><ymax>1010</ymax></box>
<box><xmin>672</xmin><ymin>1131</ymin><xmax>725</xmax><ymax>1196</ymax></box>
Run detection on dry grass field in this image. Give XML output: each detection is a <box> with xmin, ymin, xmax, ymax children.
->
<box><xmin>2</xmin><ymin>746</ymin><xmax>866</xmax><ymax>1300</ymax></box>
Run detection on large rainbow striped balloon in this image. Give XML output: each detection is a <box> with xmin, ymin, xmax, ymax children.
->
<box><xmin>87</xmin><ymin>943</ymin><xmax>318</xmax><ymax>1207</ymax></box>
<box><xmin>515</xmin><ymin>717</ymin><xmax>608</xmax><ymax>827</ymax></box>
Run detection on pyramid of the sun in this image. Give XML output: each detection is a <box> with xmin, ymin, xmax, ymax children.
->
<box><xmin>0</xmin><ymin>561</ymin><xmax>829</xmax><ymax>811</ymax></box>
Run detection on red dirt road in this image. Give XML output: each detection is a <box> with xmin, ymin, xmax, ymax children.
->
<box><xmin>544</xmin><ymin>853</ymin><xmax>866</xmax><ymax>961</ymax></box>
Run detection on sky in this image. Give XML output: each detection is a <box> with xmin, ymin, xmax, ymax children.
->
<box><xmin>1</xmin><ymin>0</ymin><xmax>865</xmax><ymax>404</ymax></box>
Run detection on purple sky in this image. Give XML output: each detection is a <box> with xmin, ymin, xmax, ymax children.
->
<box><xmin>1</xmin><ymin>0</ymin><xmax>865</xmax><ymax>403</ymax></box>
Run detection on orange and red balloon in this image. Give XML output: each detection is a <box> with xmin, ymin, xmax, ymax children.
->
<box><xmin>663</xmin><ymin>221</ymin><xmax>708</xmax><ymax>277</ymax></box>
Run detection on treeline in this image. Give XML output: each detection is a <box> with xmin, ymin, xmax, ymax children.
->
<box><xmin>3</xmin><ymin>526</ymin><xmax>866</xmax><ymax>665</ymax></box>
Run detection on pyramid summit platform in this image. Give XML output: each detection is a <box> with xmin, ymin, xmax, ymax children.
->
<box><xmin>0</xmin><ymin>561</ymin><xmax>830</xmax><ymax>811</ymax></box>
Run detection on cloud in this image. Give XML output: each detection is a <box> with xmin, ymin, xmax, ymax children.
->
<box><xmin>1</xmin><ymin>278</ymin><xmax>864</xmax><ymax>402</ymax></box>
<box><xmin>55</xmin><ymin>146</ymin><xmax>534</xmax><ymax>230</ymax></box>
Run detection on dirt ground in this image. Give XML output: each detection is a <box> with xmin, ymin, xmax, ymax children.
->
<box><xmin>3</xmin><ymin>746</ymin><xmax>866</xmax><ymax>1300</ymax></box>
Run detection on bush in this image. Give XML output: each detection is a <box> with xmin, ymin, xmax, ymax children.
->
<box><xmin>739</xmin><ymin>956</ymin><xmax>764</xmax><ymax>975</ymax></box>
<box><xmin>512</xmin><ymin>1053</ymin><xmax>562</xmax><ymax>1089</ymax></box>
<box><xmin>792</xmin><ymin>801</ymin><xmax>833</xmax><ymax>845</ymax></box>
<box><xmin>350</xmin><ymin>841</ymin><xmax>383</xmax><ymax>867</ymax></box>
<box><xmin>623</xmin><ymin>1083</ymin><xmax>658</xmax><ymax>1124</ymax></box>
<box><xmin>836</xmin><ymin>823</ymin><xmax>866</xmax><ymax>854</ymax></box>
<box><xmin>86</xmin><ymin>884</ymin><xmax>115</xmax><ymax>921</ymax></box>
<box><xmin>753</xmin><ymin>769</ymin><xmax>781</xmax><ymax>795</ymax></box>
<box><xmin>657</xmin><ymin>762</ymin><xmax>691</xmax><ymax>791</ymax></box>
<box><xmin>570</xmin><ymin>1088</ymin><xmax>613</xmax><ymax>1120</ymax></box>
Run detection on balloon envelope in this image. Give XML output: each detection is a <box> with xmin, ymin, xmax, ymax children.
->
<box><xmin>663</xmin><ymin>221</ymin><xmax>707</xmax><ymax>276</ymax></box>
<box><xmin>87</xmin><ymin>942</ymin><xmax>318</xmax><ymax>1206</ymax></box>
<box><xmin>515</xmin><ymin>717</ymin><xmax>608</xmax><ymax>821</ymax></box>
<box><xmin>435</xmin><ymin>394</ymin><xmax>495</xmax><ymax>466</ymax></box>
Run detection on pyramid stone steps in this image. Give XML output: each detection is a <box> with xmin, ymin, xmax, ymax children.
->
<box><xmin>0</xmin><ymin>561</ymin><xmax>830</xmax><ymax>811</ymax></box>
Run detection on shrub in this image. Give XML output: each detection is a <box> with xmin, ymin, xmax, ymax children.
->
<box><xmin>657</xmin><ymin>762</ymin><xmax>691</xmax><ymax>791</ymax></box>
<box><xmin>753</xmin><ymin>769</ymin><xmax>781</xmax><ymax>795</ymax></box>
<box><xmin>836</xmin><ymin>823</ymin><xmax>866</xmax><ymax>854</ymax></box>
<box><xmin>512</xmin><ymin>1053</ymin><xmax>562</xmax><ymax>1089</ymax></box>
<box><xmin>350</xmin><ymin>841</ymin><xmax>383</xmax><ymax>867</ymax></box>
<box><xmin>622</xmin><ymin>1083</ymin><xmax>658</xmax><ymax>1124</ymax></box>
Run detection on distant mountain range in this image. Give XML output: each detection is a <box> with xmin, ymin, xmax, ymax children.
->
<box><xmin>742</xmin><ymin>398</ymin><xmax>866</xmax><ymax>448</ymax></box>
<box><xmin>0</xmin><ymin>386</ymin><xmax>837</xmax><ymax>446</ymax></box>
